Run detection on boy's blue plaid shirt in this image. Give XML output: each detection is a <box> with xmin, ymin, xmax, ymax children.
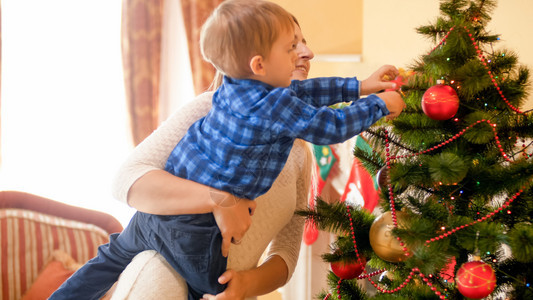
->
<box><xmin>165</xmin><ymin>76</ymin><xmax>389</xmax><ymax>199</ymax></box>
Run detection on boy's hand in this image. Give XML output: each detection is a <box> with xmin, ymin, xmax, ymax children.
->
<box><xmin>200</xmin><ymin>269</ymin><xmax>247</xmax><ymax>300</ymax></box>
<box><xmin>210</xmin><ymin>189</ymin><xmax>256</xmax><ymax>257</ymax></box>
<box><xmin>377</xmin><ymin>91</ymin><xmax>406</xmax><ymax>120</ymax></box>
<box><xmin>360</xmin><ymin>65</ymin><xmax>399</xmax><ymax>95</ymax></box>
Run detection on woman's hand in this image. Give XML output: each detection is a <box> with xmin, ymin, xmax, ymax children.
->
<box><xmin>200</xmin><ymin>269</ymin><xmax>247</xmax><ymax>300</ymax></box>
<box><xmin>201</xmin><ymin>255</ymin><xmax>289</xmax><ymax>300</ymax></box>
<box><xmin>360</xmin><ymin>65</ymin><xmax>400</xmax><ymax>95</ymax></box>
<box><xmin>210</xmin><ymin>189</ymin><xmax>257</xmax><ymax>257</ymax></box>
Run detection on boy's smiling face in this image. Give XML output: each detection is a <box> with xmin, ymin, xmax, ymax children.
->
<box><xmin>259</xmin><ymin>29</ymin><xmax>298</xmax><ymax>88</ymax></box>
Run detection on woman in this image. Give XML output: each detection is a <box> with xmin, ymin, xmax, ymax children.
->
<box><xmin>109</xmin><ymin>19</ymin><xmax>315</xmax><ymax>300</ymax></box>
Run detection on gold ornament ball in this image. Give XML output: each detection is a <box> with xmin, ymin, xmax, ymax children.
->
<box><xmin>369</xmin><ymin>211</ymin><xmax>409</xmax><ymax>262</ymax></box>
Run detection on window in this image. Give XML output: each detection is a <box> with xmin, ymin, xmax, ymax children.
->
<box><xmin>1</xmin><ymin>1</ymin><xmax>136</xmax><ymax>226</ymax></box>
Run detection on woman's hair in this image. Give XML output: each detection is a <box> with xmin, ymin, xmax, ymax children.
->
<box><xmin>200</xmin><ymin>0</ymin><xmax>294</xmax><ymax>79</ymax></box>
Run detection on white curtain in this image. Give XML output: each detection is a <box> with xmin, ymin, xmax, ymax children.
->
<box><xmin>0</xmin><ymin>0</ymin><xmax>135</xmax><ymax>226</ymax></box>
<box><xmin>158</xmin><ymin>0</ymin><xmax>195</xmax><ymax>122</ymax></box>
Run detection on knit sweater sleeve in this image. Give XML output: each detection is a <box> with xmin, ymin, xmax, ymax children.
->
<box><xmin>111</xmin><ymin>92</ymin><xmax>214</xmax><ymax>204</ymax></box>
<box><xmin>263</xmin><ymin>139</ymin><xmax>313</xmax><ymax>283</ymax></box>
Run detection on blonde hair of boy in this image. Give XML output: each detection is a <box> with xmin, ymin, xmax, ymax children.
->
<box><xmin>200</xmin><ymin>0</ymin><xmax>295</xmax><ymax>79</ymax></box>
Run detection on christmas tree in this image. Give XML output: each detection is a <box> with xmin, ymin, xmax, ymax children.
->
<box><xmin>299</xmin><ymin>1</ymin><xmax>533</xmax><ymax>299</ymax></box>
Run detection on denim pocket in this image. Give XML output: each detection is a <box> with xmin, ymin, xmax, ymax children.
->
<box><xmin>170</xmin><ymin>220</ymin><xmax>216</xmax><ymax>273</ymax></box>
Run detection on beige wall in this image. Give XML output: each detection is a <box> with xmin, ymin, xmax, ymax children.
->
<box><xmin>274</xmin><ymin>0</ymin><xmax>533</xmax><ymax>110</ymax></box>
<box><xmin>272</xmin><ymin>0</ymin><xmax>363</xmax><ymax>54</ymax></box>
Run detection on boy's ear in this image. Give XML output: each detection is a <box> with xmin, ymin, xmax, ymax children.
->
<box><xmin>249</xmin><ymin>55</ymin><xmax>266</xmax><ymax>76</ymax></box>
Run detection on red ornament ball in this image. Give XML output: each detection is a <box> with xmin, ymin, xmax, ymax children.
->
<box><xmin>421</xmin><ymin>83</ymin><xmax>459</xmax><ymax>120</ymax></box>
<box><xmin>456</xmin><ymin>261</ymin><xmax>496</xmax><ymax>299</ymax></box>
<box><xmin>303</xmin><ymin>219</ymin><xmax>319</xmax><ymax>245</ymax></box>
<box><xmin>330</xmin><ymin>257</ymin><xmax>366</xmax><ymax>279</ymax></box>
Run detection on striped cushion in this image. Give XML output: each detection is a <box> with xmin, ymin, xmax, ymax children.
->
<box><xmin>0</xmin><ymin>208</ymin><xmax>111</xmax><ymax>300</ymax></box>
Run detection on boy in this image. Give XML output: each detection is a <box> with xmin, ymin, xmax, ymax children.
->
<box><xmin>51</xmin><ymin>1</ymin><xmax>404</xmax><ymax>299</ymax></box>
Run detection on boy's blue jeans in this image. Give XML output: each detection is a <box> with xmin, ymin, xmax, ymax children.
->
<box><xmin>49</xmin><ymin>212</ymin><xmax>227</xmax><ymax>300</ymax></box>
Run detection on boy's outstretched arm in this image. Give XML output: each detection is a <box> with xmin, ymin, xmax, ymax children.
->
<box><xmin>360</xmin><ymin>64</ymin><xmax>399</xmax><ymax>95</ymax></box>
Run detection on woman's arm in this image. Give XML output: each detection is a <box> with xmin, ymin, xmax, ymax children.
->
<box><xmin>127</xmin><ymin>170</ymin><xmax>215</xmax><ymax>215</ymax></box>
<box><xmin>240</xmin><ymin>255</ymin><xmax>288</xmax><ymax>296</ymax></box>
